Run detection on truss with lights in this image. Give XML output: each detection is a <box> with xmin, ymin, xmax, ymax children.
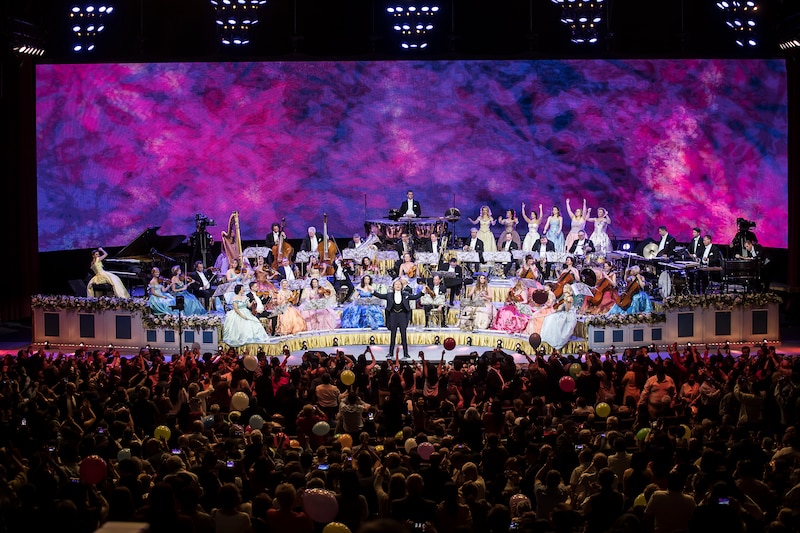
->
<box><xmin>69</xmin><ymin>4</ymin><xmax>114</xmax><ymax>53</ymax></box>
<box><xmin>552</xmin><ymin>0</ymin><xmax>605</xmax><ymax>45</ymax></box>
<box><xmin>386</xmin><ymin>3</ymin><xmax>440</xmax><ymax>50</ymax></box>
<box><xmin>716</xmin><ymin>1</ymin><xmax>759</xmax><ymax>48</ymax></box>
<box><xmin>210</xmin><ymin>0</ymin><xmax>267</xmax><ymax>47</ymax></box>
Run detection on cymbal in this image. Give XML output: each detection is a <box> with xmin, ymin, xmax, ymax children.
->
<box><xmin>642</xmin><ymin>243</ymin><xmax>659</xmax><ymax>259</ymax></box>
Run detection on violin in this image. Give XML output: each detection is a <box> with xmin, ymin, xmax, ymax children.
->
<box><xmin>553</xmin><ymin>269</ymin><xmax>575</xmax><ymax>298</ymax></box>
<box><xmin>318</xmin><ymin>286</ymin><xmax>332</xmax><ymax>298</ymax></box>
<box><xmin>615</xmin><ymin>276</ymin><xmax>641</xmax><ymax>310</ymax></box>
<box><xmin>271</xmin><ymin>217</ymin><xmax>294</xmax><ymax>269</ymax></box>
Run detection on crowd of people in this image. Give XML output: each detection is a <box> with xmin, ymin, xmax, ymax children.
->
<box><xmin>1</xmin><ymin>338</ymin><xmax>799</xmax><ymax>533</ymax></box>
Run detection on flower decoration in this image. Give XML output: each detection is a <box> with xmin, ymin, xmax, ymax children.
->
<box><xmin>31</xmin><ymin>294</ymin><xmax>148</xmax><ymax>313</ymax></box>
<box><xmin>584</xmin><ymin>312</ymin><xmax>667</xmax><ymax>328</ymax></box>
<box><xmin>663</xmin><ymin>292</ymin><xmax>782</xmax><ymax>310</ymax></box>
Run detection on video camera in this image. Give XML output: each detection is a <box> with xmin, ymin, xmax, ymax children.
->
<box><xmin>195</xmin><ymin>213</ymin><xmax>216</xmax><ymax>229</ymax></box>
<box><xmin>736</xmin><ymin>218</ymin><xmax>756</xmax><ymax>231</ymax></box>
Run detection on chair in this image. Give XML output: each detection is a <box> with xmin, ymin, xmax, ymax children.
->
<box><xmin>89</xmin><ymin>282</ymin><xmax>114</xmax><ymax>297</ymax></box>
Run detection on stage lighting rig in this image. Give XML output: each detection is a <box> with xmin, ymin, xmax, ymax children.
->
<box><xmin>8</xmin><ymin>18</ymin><xmax>46</xmax><ymax>58</ymax></box>
<box><xmin>69</xmin><ymin>4</ymin><xmax>115</xmax><ymax>53</ymax></box>
<box><xmin>210</xmin><ymin>0</ymin><xmax>267</xmax><ymax>47</ymax></box>
<box><xmin>716</xmin><ymin>1</ymin><xmax>759</xmax><ymax>48</ymax></box>
<box><xmin>551</xmin><ymin>0</ymin><xmax>605</xmax><ymax>45</ymax></box>
<box><xmin>387</xmin><ymin>3</ymin><xmax>440</xmax><ymax>50</ymax></box>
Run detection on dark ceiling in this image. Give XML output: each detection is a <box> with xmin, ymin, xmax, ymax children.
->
<box><xmin>4</xmin><ymin>0</ymin><xmax>799</xmax><ymax>63</ymax></box>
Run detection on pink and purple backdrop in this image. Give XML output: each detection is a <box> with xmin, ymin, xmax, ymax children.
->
<box><xmin>36</xmin><ymin>59</ymin><xmax>788</xmax><ymax>251</ymax></box>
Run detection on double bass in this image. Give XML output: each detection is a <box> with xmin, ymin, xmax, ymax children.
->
<box><xmin>271</xmin><ymin>217</ymin><xmax>294</xmax><ymax>269</ymax></box>
<box><xmin>317</xmin><ymin>213</ymin><xmax>339</xmax><ymax>276</ymax></box>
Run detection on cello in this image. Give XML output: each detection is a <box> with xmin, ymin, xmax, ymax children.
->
<box><xmin>589</xmin><ymin>275</ymin><xmax>613</xmax><ymax>306</ymax></box>
<box><xmin>615</xmin><ymin>276</ymin><xmax>641</xmax><ymax>310</ymax></box>
<box><xmin>271</xmin><ymin>217</ymin><xmax>294</xmax><ymax>269</ymax></box>
<box><xmin>317</xmin><ymin>213</ymin><xmax>338</xmax><ymax>276</ymax></box>
<box><xmin>552</xmin><ymin>269</ymin><xmax>575</xmax><ymax>298</ymax></box>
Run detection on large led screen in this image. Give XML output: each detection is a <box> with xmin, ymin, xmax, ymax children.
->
<box><xmin>36</xmin><ymin>59</ymin><xmax>788</xmax><ymax>251</ymax></box>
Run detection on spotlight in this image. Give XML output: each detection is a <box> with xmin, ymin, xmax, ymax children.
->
<box><xmin>282</xmin><ymin>344</ymin><xmax>289</xmax><ymax>351</ymax></box>
<box><xmin>9</xmin><ymin>19</ymin><xmax>47</xmax><ymax>57</ymax></box>
<box><xmin>552</xmin><ymin>0</ymin><xmax>605</xmax><ymax>45</ymax></box>
<box><xmin>369</xmin><ymin>336</ymin><xmax>375</xmax><ymax>345</ymax></box>
<box><xmin>302</xmin><ymin>341</ymin><xmax>308</xmax><ymax>351</ymax></box>
<box><xmin>387</xmin><ymin>2</ymin><xmax>441</xmax><ymax>50</ymax></box>
<box><xmin>79</xmin><ymin>342</ymin><xmax>85</xmax><ymax>348</ymax></box>
<box><xmin>434</xmin><ymin>336</ymin><xmax>440</xmax><ymax>345</ymax></box>
<box><xmin>620</xmin><ymin>241</ymin><xmax>633</xmax><ymax>251</ymax></box>
<box><xmin>497</xmin><ymin>340</ymin><xmax>503</xmax><ymax>348</ymax></box>
<box><xmin>69</xmin><ymin>4</ymin><xmax>115</xmax><ymax>53</ymax></box>
<box><xmin>146</xmin><ymin>345</ymin><xmax>151</xmax><ymax>350</ymax></box>
<box><xmin>716</xmin><ymin>0</ymin><xmax>760</xmax><ymax>48</ymax></box>
<box><xmin>44</xmin><ymin>341</ymin><xmax>50</xmax><ymax>349</ymax></box>
<box><xmin>333</xmin><ymin>337</ymin><xmax>339</xmax><ymax>347</ymax></box>
<box><xmin>210</xmin><ymin>0</ymin><xmax>267</xmax><ymax>47</ymax></box>
<box><xmin>466</xmin><ymin>337</ymin><xmax>472</xmax><ymax>346</ymax></box>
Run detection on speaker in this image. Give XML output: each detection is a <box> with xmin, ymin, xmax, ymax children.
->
<box><xmin>453</xmin><ymin>354</ymin><xmax>477</xmax><ymax>366</ymax></box>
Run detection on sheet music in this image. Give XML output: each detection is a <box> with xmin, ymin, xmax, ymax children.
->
<box><xmin>295</xmin><ymin>251</ymin><xmax>319</xmax><ymax>263</ymax></box>
<box><xmin>457</xmin><ymin>251</ymin><xmax>479</xmax><ymax>262</ymax></box>
<box><xmin>484</xmin><ymin>251</ymin><xmax>511</xmax><ymax>262</ymax></box>
<box><xmin>415</xmin><ymin>252</ymin><xmax>439</xmax><ymax>265</ymax></box>
<box><xmin>243</xmin><ymin>246</ymin><xmax>271</xmax><ymax>259</ymax></box>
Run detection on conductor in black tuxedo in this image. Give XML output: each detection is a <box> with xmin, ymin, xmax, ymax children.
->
<box><xmin>498</xmin><ymin>232</ymin><xmax>520</xmax><ymax>277</ymax></box>
<box><xmin>399</xmin><ymin>190</ymin><xmax>422</xmax><ymax>218</ymax></box>
<box><xmin>374</xmin><ymin>279</ymin><xmax>424</xmax><ymax>358</ymax></box>
<box><xmin>535</xmin><ymin>236</ymin><xmax>556</xmax><ymax>278</ymax></box>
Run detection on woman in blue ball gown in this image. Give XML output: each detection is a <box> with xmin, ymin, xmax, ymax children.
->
<box><xmin>607</xmin><ymin>266</ymin><xmax>653</xmax><ymax>315</ymax></box>
<box><xmin>148</xmin><ymin>267</ymin><xmax>176</xmax><ymax>315</ymax></box>
<box><xmin>169</xmin><ymin>265</ymin><xmax>206</xmax><ymax>315</ymax></box>
<box><xmin>544</xmin><ymin>205</ymin><xmax>565</xmax><ymax>253</ymax></box>
<box><xmin>223</xmin><ymin>284</ymin><xmax>270</xmax><ymax>347</ymax></box>
<box><xmin>341</xmin><ymin>275</ymin><xmax>385</xmax><ymax>329</ymax></box>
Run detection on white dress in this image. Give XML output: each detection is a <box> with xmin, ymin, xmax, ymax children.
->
<box><xmin>590</xmin><ymin>218</ymin><xmax>612</xmax><ymax>254</ymax></box>
<box><xmin>522</xmin><ymin>221</ymin><xmax>540</xmax><ymax>252</ymax></box>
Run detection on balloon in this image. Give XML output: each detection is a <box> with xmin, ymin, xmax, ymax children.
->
<box><xmin>509</xmin><ymin>493</ymin><xmax>532</xmax><ymax>517</ymax></box>
<box><xmin>636</xmin><ymin>427</ymin><xmax>651</xmax><ymax>441</ymax></box>
<box><xmin>80</xmin><ymin>455</ymin><xmax>107</xmax><ymax>485</ymax></box>
<box><xmin>202</xmin><ymin>415</ymin><xmax>215</xmax><ymax>429</ymax></box>
<box><xmin>395</xmin><ymin>430</ymin><xmax>404</xmax><ymax>440</ymax></box>
<box><xmin>417</xmin><ymin>441</ymin><xmax>434</xmax><ymax>460</ymax></box>
<box><xmin>117</xmin><ymin>448</ymin><xmax>131</xmax><ymax>461</ymax></box>
<box><xmin>323</xmin><ymin>523</ymin><xmax>351</xmax><ymax>533</ymax></box>
<box><xmin>289</xmin><ymin>439</ymin><xmax>301</xmax><ymax>448</ymax></box>
<box><xmin>633</xmin><ymin>493</ymin><xmax>647</xmax><ymax>507</ymax></box>
<box><xmin>312</xmin><ymin>421</ymin><xmax>331</xmax><ymax>436</ymax></box>
<box><xmin>228</xmin><ymin>410</ymin><xmax>241</xmax><ymax>423</ymax></box>
<box><xmin>243</xmin><ymin>355</ymin><xmax>258</xmax><ymax>372</ymax></box>
<box><xmin>302</xmin><ymin>488</ymin><xmax>339</xmax><ymax>522</ymax></box>
<box><xmin>528</xmin><ymin>333</ymin><xmax>541</xmax><ymax>349</ymax></box>
<box><xmin>154</xmin><ymin>425</ymin><xmax>171</xmax><ymax>441</ymax></box>
<box><xmin>559</xmin><ymin>375</ymin><xmax>575</xmax><ymax>393</ymax></box>
<box><xmin>443</xmin><ymin>337</ymin><xmax>456</xmax><ymax>351</ymax></box>
<box><xmin>231</xmin><ymin>391</ymin><xmax>250</xmax><ymax>411</ymax></box>
<box><xmin>680</xmin><ymin>424</ymin><xmax>691</xmax><ymax>440</ymax></box>
<box><xmin>375</xmin><ymin>445</ymin><xmax>384</xmax><ymax>453</ymax></box>
<box><xmin>338</xmin><ymin>433</ymin><xmax>353</xmax><ymax>448</ymax></box>
<box><xmin>404</xmin><ymin>437</ymin><xmax>418</xmax><ymax>453</ymax></box>
<box><xmin>340</xmin><ymin>370</ymin><xmax>355</xmax><ymax>386</ymax></box>
<box><xmin>595</xmin><ymin>402</ymin><xmax>611</xmax><ymax>418</ymax></box>
<box><xmin>249</xmin><ymin>414</ymin><xmax>265</xmax><ymax>430</ymax></box>
<box><xmin>569</xmin><ymin>363</ymin><xmax>581</xmax><ymax>377</ymax></box>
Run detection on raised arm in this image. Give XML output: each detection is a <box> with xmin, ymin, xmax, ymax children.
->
<box><xmin>364</xmin><ymin>346</ymin><xmax>377</xmax><ymax>372</ymax></box>
<box><xmin>97</xmin><ymin>247</ymin><xmax>108</xmax><ymax>261</ymax></box>
<box><xmin>582</xmin><ymin>199</ymin><xmax>587</xmax><ymax>217</ymax></box>
<box><xmin>521</xmin><ymin>203</ymin><xmax>532</xmax><ymax>223</ymax></box>
<box><xmin>565</xmin><ymin>198</ymin><xmax>575</xmax><ymax>219</ymax></box>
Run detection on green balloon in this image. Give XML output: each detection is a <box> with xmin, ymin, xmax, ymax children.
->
<box><xmin>636</xmin><ymin>427</ymin><xmax>651</xmax><ymax>441</ymax></box>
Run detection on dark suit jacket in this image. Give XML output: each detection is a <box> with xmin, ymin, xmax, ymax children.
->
<box><xmin>347</xmin><ymin>239</ymin><xmax>362</xmax><ymax>249</ymax></box>
<box><xmin>499</xmin><ymin>240</ymin><xmax>519</xmax><ymax>253</ymax></box>
<box><xmin>374</xmin><ymin>289</ymin><xmax>423</xmax><ymax>321</ymax></box>
<box><xmin>189</xmin><ymin>270</ymin><xmax>216</xmax><ymax>293</ymax></box>
<box><xmin>656</xmin><ymin>234</ymin><xmax>677</xmax><ymax>256</ymax></box>
<box><xmin>398</xmin><ymin>199</ymin><xmax>422</xmax><ymax>217</ymax></box>
<box><xmin>466</xmin><ymin>238</ymin><xmax>485</xmax><ymax>253</ymax></box>
<box><xmin>739</xmin><ymin>244</ymin><xmax>763</xmax><ymax>259</ymax></box>
<box><xmin>568</xmin><ymin>239</ymin><xmax>595</xmax><ymax>255</ymax></box>
<box><xmin>276</xmin><ymin>265</ymin><xmax>296</xmax><ymax>281</ymax></box>
<box><xmin>265</xmin><ymin>232</ymin><xmax>282</xmax><ymax>249</ymax></box>
<box><xmin>535</xmin><ymin>241</ymin><xmax>556</xmax><ymax>255</ymax></box>
<box><xmin>700</xmin><ymin>244</ymin><xmax>723</xmax><ymax>267</ymax></box>
<box><xmin>300</xmin><ymin>235</ymin><xmax>317</xmax><ymax>252</ymax></box>
<box><xmin>395</xmin><ymin>240</ymin><xmax>416</xmax><ymax>259</ymax></box>
<box><xmin>423</xmin><ymin>239</ymin><xmax>444</xmax><ymax>254</ymax></box>
<box><xmin>437</xmin><ymin>262</ymin><xmax>463</xmax><ymax>286</ymax></box>
<box><xmin>687</xmin><ymin>236</ymin><xmax>703</xmax><ymax>257</ymax></box>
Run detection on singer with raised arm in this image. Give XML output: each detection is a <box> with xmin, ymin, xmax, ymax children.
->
<box><xmin>374</xmin><ymin>279</ymin><xmax>424</xmax><ymax>359</ymax></box>
<box><xmin>399</xmin><ymin>190</ymin><xmax>421</xmax><ymax>218</ymax></box>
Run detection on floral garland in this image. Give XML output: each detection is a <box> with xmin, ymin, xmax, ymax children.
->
<box><xmin>584</xmin><ymin>312</ymin><xmax>667</xmax><ymax>328</ymax></box>
<box><xmin>663</xmin><ymin>292</ymin><xmax>782</xmax><ymax>310</ymax></box>
<box><xmin>31</xmin><ymin>294</ymin><xmax>148</xmax><ymax>313</ymax></box>
<box><xmin>141</xmin><ymin>312</ymin><xmax>223</xmax><ymax>331</ymax></box>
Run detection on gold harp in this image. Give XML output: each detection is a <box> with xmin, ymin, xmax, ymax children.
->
<box><xmin>221</xmin><ymin>211</ymin><xmax>242</xmax><ymax>266</ymax></box>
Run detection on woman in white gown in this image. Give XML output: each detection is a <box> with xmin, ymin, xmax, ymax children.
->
<box><xmin>587</xmin><ymin>207</ymin><xmax>612</xmax><ymax>254</ymax></box>
<box><xmin>223</xmin><ymin>284</ymin><xmax>269</xmax><ymax>347</ymax></box>
<box><xmin>540</xmin><ymin>283</ymin><xmax>578</xmax><ymax>350</ymax></box>
<box><xmin>564</xmin><ymin>198</ymin><xmax>588</xmax><ymax>254</ymax></box>
<box><xmin>87</xmin><ymin>247</ymin><xmax>130</xmax><ymax>298</ymax></box>
<box><xmin>521</xmin><ymin>202</ymin><xmax>542</xmax><ymax>252</ymax></box>
<box><xmin>468</xmin><ymin>206</ymin><xmax>498</xmax><ymax>253</ymax></box>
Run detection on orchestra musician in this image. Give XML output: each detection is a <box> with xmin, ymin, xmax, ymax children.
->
<box><xmin>420</xmin><ymin>274</ymin><xmax>448</xmax><ymax>327</ymax></box>
<box><xmin>169</xmin><ymin>265</ymin><xmax>206</xmax><ymax>315</ymax></box>
<box><xmin>655</xmin><ymin>225</ymin><xmax>677</xmax><ymax>258</ymax></box>
<box><xmin>190</xmin><ymin>260</ymin><xmax>218</xmax><ymax>310</ymax></box>
<box><xmin>498</xmin><ymin>232</ymin><xmax>519</xmax><ymax>277</ymax></box>
<box><xmin>438</xmin><ymin>256</ymin><xmax>464</xmax><ymax>306</ymax></box>
<box><xmin>516</xmin><ymin>255</ymin><xmax>542</xmax><ymax>282</ymax></box>
<box><xmin>265</xmin><ymin>222</ymin><xmax>287</xmax><ymax>263</ymax></box>
<box><xmin>698</xmin><ymin>234</ymin><xmax>723</xmax><ymax>293</ymax></box>
<box><xmin>735</xmin><ymin>239</ymin><xmax>763</xmax><ymax>260</ymax></box>
<box><xmin>398</xmin><ymin>252</ymin><xmax>417</xmax><ymax>279</ymax></box>
<box><xmin>535</xmin><ymin>235</ymin><xmax>556</xmax><ymax>279</ymax></box>
<box><xmin>332</xmin><ymin>253</ymin><xmax>355</xmax><ymax>303</ymax></box>
<box><xmin>347</xmin><ymin>233</ymin><xmax>363</xmax><ymax>249</ymax></box>
<box><xmin>464</xmin><ymin>227</ymin><xmax>485</xmax><ymax>271</ymax></box>
<box><xmin>423</xmin><ymin>232</ymin><xmax>445</xmax><ymax>257</ymax></box>
<box><xmin>568</xmin><ymin>230</ymin><xmax>595</xmax><ymax>258</ymax></box>
<box><xmin>276</xmin><ymin>257</ymin><xmax>299</xmax><ymax>281</ymax></box>
<box><xmin>359</xmin><ymin>256</ymin><xmax>380</xmax><ymax>277</ymax></box>
<box><xmin>300</xmin><ymin>227</ymin><xmax>320</xmax><ymax>252</ymax></box>
<box><xmin>399</xmin><ymin>190</ymin><xmax>422</xmax><ymax>218</ymax></box>
<box><xmin>394</xmin><ymin>232</ymin><xmax>416</xmax><ymax>273</ymax></box>
<box><xmin>687</xmin><ymin>227</ymin><xmax>703</xmax><ymax>259</ymax></box>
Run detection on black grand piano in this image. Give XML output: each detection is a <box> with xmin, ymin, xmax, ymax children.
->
<box><xmin>104</xmin><ymin>227</ymin><xmax>188</xmax><ymax>295</ymax></box>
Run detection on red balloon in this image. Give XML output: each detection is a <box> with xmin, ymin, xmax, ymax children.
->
<box><xmin>80</xmin><ymin>455</ymin><xmax>107</xmax><ymax>485</ymax></box>
<box><xmin>528</xmin><ymin>333</ymin><xmax>541</xmax><ymax>349</ymax></box>
<box><xmin>443</xmin><ymin>337</ymin><xmax>456</xmax><ymax>351</ymax></box>
<box><xmin>559</xmin><ymin>375</ymin><xmax>576</xmax><ymax>393</ymax></box>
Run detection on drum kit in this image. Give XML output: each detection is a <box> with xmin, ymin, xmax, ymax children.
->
<box><xmin>365</xmin><ymin>215</ymin><xmax>449</xmax><ymax>244</ymax></box>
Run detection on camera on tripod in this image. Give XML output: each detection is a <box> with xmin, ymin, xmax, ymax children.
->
<box><xmin>195</xmin><ymin>213</ymin><xmax>216</xmax><ymax>229</ymax></box>
<box><xmin>736</xmin><ymin>218</ymin><xmax>755</xmax><ymax>231</ymax></box>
